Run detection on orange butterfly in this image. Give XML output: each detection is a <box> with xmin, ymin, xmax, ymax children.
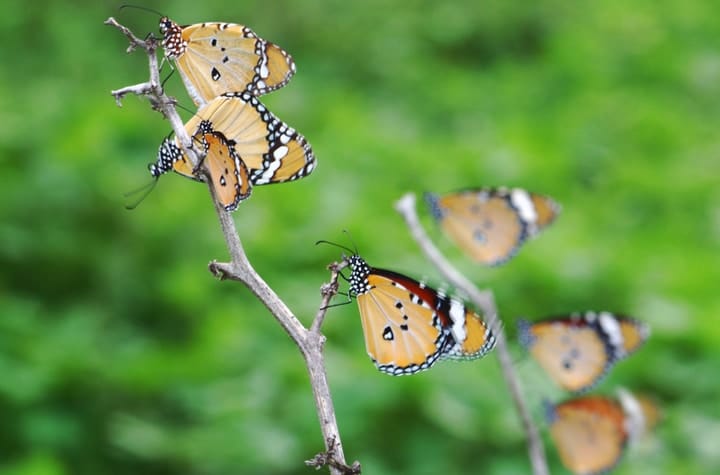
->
<box><xmin>546</xmin><ymin>395</ymin><xmax>629</xmax><ymax>475</ymax></box>
<box><xmin>160</xmin><ymin>16</ymin><xmax>296</xmax><ymax>105</ymax></box>
<box><xmin>546</xmin><ymin>390</ymin><xmax>661</xmax><ymax>475</ymax></box>
<box><xmin>518</xmin><ymin>312</ymin><xmax>650</xmax><ymax>393</ymax></box>
<box><xmin>344</xmin><ymin>253</ymin><xmax>496</xmax><ymax>375</ymax></box>
<box><xmin>149</xmin><ymin>92</ymin><xmax>316</xmax><ymax>207</ymax></box>
<box><xmin>425</xmin><ymin>188</ymin><xmax>560</xmax><ymax>266</ymax></box>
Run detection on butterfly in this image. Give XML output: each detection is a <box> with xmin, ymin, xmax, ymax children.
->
<box><xmin>518</xmin><ymin>312</ymin><xmax>650</xmax><ymax>393</ymax></box>
<box><xmin>424</xmin><ymin>188</ymin><xmax>560</xmax><ymax>266</ymax></box>
<box><xmin>159</xmin><ymin>16</ymin><xmax>296</xmax><ymax>105</ymax></box>
<box><xmin>149</xmin><ymin>92</ymin><xmax>316</xmax><ymax>207</ymax></box>
<box><xmin>154</xmin><ymin>120</ymin><xmax>251</xmax><ymax>210</ymax></box>
<box><xmin>546</xmin><ymin>390</ymin><xmax>660</xmax><ymax>475</ymax></box>
<box><xmin>343</xmin><ymin>252</ymin><xmax>496</xmax><ymax>375</ymax></box>
<box><xmin>545</xmin><ymin>395</ymin><xmax>630</xmax><ymax>475</ymax></box>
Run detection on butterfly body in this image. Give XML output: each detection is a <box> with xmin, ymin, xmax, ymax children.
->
<box><xmin>518</xmin><ymin>312</ymin><xmax>650</xmax><ymax>393</ymax></box>
<box><xmin>346</xmin><ymin>255</ymin><xmax>495</xmax><ymax>375</ymax></box>
<box><xmin>425</xmin><ymin>188</ymin><xmax>560</xmax><ymax>266</ymax></box>
<box><xmin>159</xmin><ymin>17</ymin><xmax>296</xmax><ymax>105</ymax></box>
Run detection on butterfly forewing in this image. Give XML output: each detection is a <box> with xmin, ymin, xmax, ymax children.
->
<box><xmin>161</xmin><ymin>18</ymin><xmax>296</xmax><ymax>105</ymax></box>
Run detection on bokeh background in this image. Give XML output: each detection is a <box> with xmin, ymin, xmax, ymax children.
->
<box><xmin>2</xmin><ymin>0</ymin><xmax>719</xmax><ymax>474</ymax></box>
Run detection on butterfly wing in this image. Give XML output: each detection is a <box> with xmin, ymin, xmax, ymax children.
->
<box><xmin>439</xmin><ymin>298</ymin><xmax>497</xmax><ymax>360</ymax></box>
<box><xmin>200</xmin><ymin>130</ymin><xmax>252</xmax><ymax>210</ymax></box>
<box><xmin>546</xmin><ymin>396</ymin><xmax>628</xmax><ymax>475</ymax></box>
<box><xmin>617</xmin><ymin>317</ymin><xmax>650</xmax><ymax>356</ymax></box>
<box><xmin>162</xmin><ymin>18</ymin><xmax>296</xmax><ymax>105</ymax></box>
<box><xmin>356</xmin><ymin>269</ymin><xmax>451</xmax><ymax>375</ymax></box>
<box><xmin>426</xmin><ymin>188</ymin><xmax>560</xmax><ymax>266</ymax></box>
<box><xmin>518</xmin><ymin>318</ymin><xmax>612</xmax><ymax>393</ymax></box>
<box><xmin>180</xmin><ymin>93</ymin><xmax>316</xmax><ymax>185</ymax></box>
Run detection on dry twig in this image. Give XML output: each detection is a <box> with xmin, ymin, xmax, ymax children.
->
<box><xmin>394</xmin><ymin>193</ymin><xmax>549</xmax><ymax>475</ymax></box>
<box><xmin>106</xmin><ymin>17</ymin><xmax>357</xmax><ymax>474</ymax></box>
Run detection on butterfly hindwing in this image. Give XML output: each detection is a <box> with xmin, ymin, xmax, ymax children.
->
<box><xmin>160</xmin><ymin>17</ymin><xmax>296</xmax><ymax>105</ymax></box>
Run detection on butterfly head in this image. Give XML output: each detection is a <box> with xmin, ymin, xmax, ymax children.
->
<box><xmin>159</xmin><ymin>16</ymin><xmax>186</xmax><ymax>58</ymax></box>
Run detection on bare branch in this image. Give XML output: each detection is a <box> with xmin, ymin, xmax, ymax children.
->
<box><xmin>394</xmin><ymin>192</ymin><xmax>549</xmax><ymax>475</ymax></box>
<box><xmin>108</xmin><ymin>18</ymin><xmax>356</xmax><ymax>474</ymax></box>
<box><xmin>310</xmin><ymin>260</ymin><xmax>348</xmax><ymax>334</ymax></box>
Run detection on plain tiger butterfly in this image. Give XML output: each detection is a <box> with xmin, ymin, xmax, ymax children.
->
<box><xmin>518</xmin><ymin>312</ymin><xmax>650</xmax><ymax>393</ymax></box>
<box><xmin>546</xmin><ymin>390</ymin><xmax>660</xmax><ymax>475</ymax></box>
<box><xmin>159</xmin><ymin>16</ymin><xmax>296</xmax><ymax>105</ymax></box>
<box><xmin>341</xmin><ymin>252</ymin><xmax>496</xmax><ymax>375</ymax></box>
<box><xmin>153</xmin><ymin>120</ymin><xmax>251</xmax><ymax>211</ymax></box>
<box><xmin>424</xmin><ymin>188</ymin><xmax>560</xmax><ymax>266</ymax></box>
<box><xmin>149</xmin><ymin>92</ymin><xmax>316</xmax><ymax>201</ymax></box>
<box><xmin>545</xmin><ymin>395</ymin><xmax>629</xmax><ymax>475</ymax></box>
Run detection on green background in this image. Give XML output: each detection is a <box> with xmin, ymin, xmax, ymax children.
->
<box><xmin>1</xmin><ymin>0</ymin><xmax>718</xmax><ymax>474</ymax></box>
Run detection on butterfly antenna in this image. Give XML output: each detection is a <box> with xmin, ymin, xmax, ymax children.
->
<box><xmin>119</xmin><ymin>4</ymin><xmax>164</xmax><ymax>18</ymax></box>
<box><xmin>341</xmin><ymin>229</ymin><xmax>360</xmax><ymax>255</ymax></box>
<box><xmin>315</xmin><ymin>240</ymin><xmax>355</xmax><ymax>256</ymax></box>
<box><xmin>161</xmin><ymin>65</ymin><xmax>175</xmax><ymax>88</ymax></box>
<box><xmin>124</xmin><ymin>177</ymin><xmax>159</xmax><ymax>210</ymax></box>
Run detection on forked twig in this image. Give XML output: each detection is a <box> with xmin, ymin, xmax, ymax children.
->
<box><xmin>107</xmin><ymin>17</ymin><xmax>357</xmax><ymax>474</ymax></box>
<box><xmin>394</xmin><ymin>193</ymin><xmax>549</xmax><ymax>475</ymax></box>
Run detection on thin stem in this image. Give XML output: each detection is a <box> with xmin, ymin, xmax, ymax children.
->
<box><xmin>394</xmin><ymin>192</ymin><xmax>549</xmax><ymax>475</ymax></box>
<box><xmin>107</xmin><ymin>17</ymin><xmax>357</xmax><ymax>474</ymax></box>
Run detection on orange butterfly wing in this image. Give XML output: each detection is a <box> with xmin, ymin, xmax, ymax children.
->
<box><xmin>440</xmin><ymin>298</ymin><xmax>496</xmax><ymax>360</ymax></box>
<box><xmin>199</xmin><ymin>130</ymin><xmax>251</xmax><ymax>210</ymax></box>
<box><xmin>161</xmin><ymin>18</ymin><xmax>296</xmax><ymax>105</ymax></box>
<box><xmin>356</xmin><ymin>269</ymin><xmax>450</xmax><ymax>375</ymax></box>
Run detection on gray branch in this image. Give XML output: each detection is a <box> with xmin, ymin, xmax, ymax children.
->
<box><xmin>394</xmin><ymin>193</ymin><xmax>549</xmax><ymax>475</ymax></box>
<box><xmin>106</xmin><ymin>17</ymin><xmax>358</xmax><ymax>475</ymax></box>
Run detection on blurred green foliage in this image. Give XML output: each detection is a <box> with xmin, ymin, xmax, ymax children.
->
<box><xmin>1</xmin><ymin>0</ymin><xmax>719</xmax><ymax>474</ymax></box>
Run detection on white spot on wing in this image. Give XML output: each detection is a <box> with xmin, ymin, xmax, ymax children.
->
<box><xmin>448</xmin><ymin>299</ymin><xmax>467</xmax><ymax>343</ymax></box>
<box><xmin>510</xmin><ymin>188</ymin><xmax>538</xmax><ymax>223</ymax></box>
<box><xmin>273</xmin><ymin>145</ymin><xmax>289</xmax><ymax>159</ymax></box>
<box><xmin>599</xmin><ymin>311</ymin><xmax>624</xmax><ymax>349</ymax></box>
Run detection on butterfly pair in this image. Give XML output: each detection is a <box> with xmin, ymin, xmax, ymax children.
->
<box><xmin>425</xmin><ymin>188</ymin><xmax>560</xmax><ymax>266</ymax></box>
<box><xmin>546</xmin><ymin>389</ymin><xmax>660</xmax><ymax>475</ymax></box>
<box><xmin>518</xmin><ymin>312</ymin><xmax>650</xmax><ymax>393</ymax></box>
<box><xmin>147</xmin><ymin>17</ymin><xmax>314</xmax><ymax>210</ymax></box>
<box><xmin>339</xmin><ymin>253</ymin><xmax>497</xmax><ymax>375</ymax></box>
<box><xmin>149</xmin><ymin>92</ymin><xmax>315</xmax><ymax>211</ymax></box>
